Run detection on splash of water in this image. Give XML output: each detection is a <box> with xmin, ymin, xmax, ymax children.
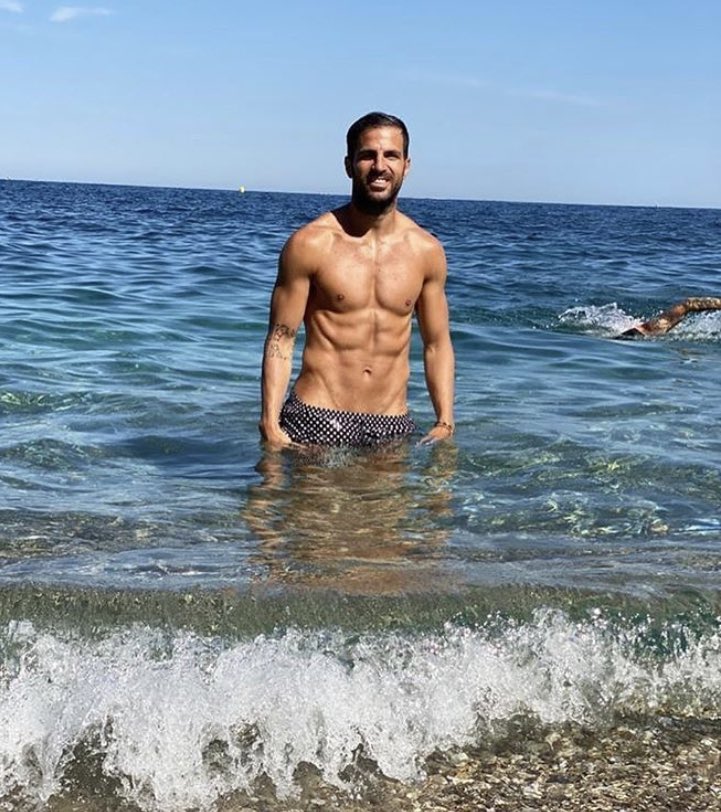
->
<box><xmin>1</xmin><ymin>611</ymin><xmax>720</xmax><ymax>810</ymax></box>
<box><xmin>559</xmin><ymin>303</ymin><xmax>638</xmax><ymax>337</ymax></box>
<box><xmin>560</xmin><ymin>302</ymin><xmax>721</xmax><ymax>340</ymax></box>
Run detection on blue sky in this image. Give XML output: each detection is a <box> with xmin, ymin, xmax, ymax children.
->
<box><xmin>2</xmin><ymin>1</ymin><xmax>719</xmax><ymax>207</ymax></box>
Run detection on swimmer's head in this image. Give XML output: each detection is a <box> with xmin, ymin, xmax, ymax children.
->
<box><xmin>615</xmin><ymin>326</ymin><xmax>646</xmax><ymax>340</ymax></box>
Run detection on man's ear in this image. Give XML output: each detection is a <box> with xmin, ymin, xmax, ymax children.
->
<box><xmin>404</xmin><ymin>157</ymin><xmax>412</xmax><ymax>178</ymax></box>
<box><xmin>344</xmin><ymin>155</ymin><xmax>352</xmax><ymax>178</ymax></box>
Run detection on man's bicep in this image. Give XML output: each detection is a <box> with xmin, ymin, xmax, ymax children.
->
<box><xmin>268</xmin><ymin>275</ymin><xmax>309</xmax><ymax>333</ymax></box>
<box><xmin>417</xmin><ymin>280</ymin><xmax>451</xmax><ymax>345</ymax></box>
<box><xmin>268</xmin><ymin>238</ymin><xmax>312</xmax><ymax>332</ymax></box>
<box><xmin>416</xmin><ymin>243</ymin><xmax>450</xmax><ymax>343</ymax></box>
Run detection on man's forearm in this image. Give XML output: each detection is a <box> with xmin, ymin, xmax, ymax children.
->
<box><xmin>260</xmin><ymin>358</ymin><xmax>292</xmax><ymax>429</ymax></box>
<box><xmin>424</xmin><ymin>339</ymin><xmax>455</xmax><ymax>424</ymax></box>
<box><xmin>260</xmin><ymin>324</ymin><xmax>296</xmax><ymax>431</ymax></box>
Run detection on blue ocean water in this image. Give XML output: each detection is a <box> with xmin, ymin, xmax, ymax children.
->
<box><xmin>1</xmin><ymin>180</ymin><xmax>721</xmax><ymax>809</ymax></box>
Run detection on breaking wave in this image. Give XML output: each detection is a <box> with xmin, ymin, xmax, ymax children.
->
<box><xmin>1</xmin><ymin>609</ymin><xmax>720</xmax><ymax>810</ymax></box>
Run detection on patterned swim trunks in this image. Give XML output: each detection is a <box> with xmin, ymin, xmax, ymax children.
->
<box><xmin>280</xmin><ymin>391</ymin><xmax>417</xmax><ymax>447</ymax></box>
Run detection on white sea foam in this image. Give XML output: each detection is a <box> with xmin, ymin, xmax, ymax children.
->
<box><xmin>559</xmin><ymin>303</ymin><xmax>639</xmax><ymax>336</ymax></box>
<box><xmin>560</xmin><ymin>302</ymin><xmax>721</xmax><ymax>340</ymax></box>
<box><xmin>1</xmin><ymin>611</ymin><xmax>720</xmax><ymax>810</ymax></box>
<box><xmin>671</xmin><ymin>309</ymin><xmax>721</xmax><ymax>340</ymax></box>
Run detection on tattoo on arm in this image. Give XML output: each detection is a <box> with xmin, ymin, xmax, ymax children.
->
<box><xmin>266</xmin><ymin>323</ymin><xmax>297</xmax><ymax>360</ymax></box>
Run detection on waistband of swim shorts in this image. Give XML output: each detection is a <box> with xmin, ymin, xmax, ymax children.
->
<box><xmin>285</xmin><ymin>390</ymin><xmax>412</xmax><ymax>421</ymax></box>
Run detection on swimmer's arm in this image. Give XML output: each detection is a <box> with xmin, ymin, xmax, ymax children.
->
<box><xmin>637</xmin><ymin>300</ymin><xmax>696</xmax><ymax>336</ymax></box>
<box><xmin>618</xmin><ymin>297</ymin><xmax>721</xmax><ymax>338</ymax></box>
<box><xmin>259</xmin><ymin>236</ymin><xmax>311</xmax><ymax>446</ymax></box>
<box><xmin>416</xmin><ymin>244</ymin><xmax>455</xmax><ymax>444</ymax></box>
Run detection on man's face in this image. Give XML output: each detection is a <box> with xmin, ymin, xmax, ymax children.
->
<box><xmin>345</xmin><ymin>126</ymin><xmax>410</xmax><ymax>215</ymax></box>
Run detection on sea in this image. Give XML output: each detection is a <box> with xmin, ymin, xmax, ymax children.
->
<box><xmin>1</xmin><ymin>180</ymin><xmax>720</xmax><ymax>810</ymax></box>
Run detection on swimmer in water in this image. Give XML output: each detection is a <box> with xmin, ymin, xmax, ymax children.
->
<box><xmin>615</xmin><ymin>297</ymin><xmax>721</xmax><ymax>339</ymax></box>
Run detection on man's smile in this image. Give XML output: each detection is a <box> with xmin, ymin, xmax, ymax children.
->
<box><xmin>368</xmin><ymin>175</ymin><xmax>391</xmax><ymax>190</ymax></box>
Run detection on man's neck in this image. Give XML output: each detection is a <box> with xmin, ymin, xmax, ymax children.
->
<box><xmin>342</xmin><ymin>201</ymin><xmax>399</xmax><ymax>237</ymax></box>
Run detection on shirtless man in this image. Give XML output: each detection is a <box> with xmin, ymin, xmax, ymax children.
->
<box><xmin>615</xmin><ymin>297</ymin><xmax>721</xmax><ymax>339</ymax></box>
<box><xmin>259</xmin><ymin>112</ymin><xmax>454</xmax><ymax>448</ymax></box>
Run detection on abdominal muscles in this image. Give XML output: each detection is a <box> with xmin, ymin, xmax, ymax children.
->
<box><xmin>295</xmin><ymin>308</ymin><xmax>413</xmax><ymax>414</ymax></box>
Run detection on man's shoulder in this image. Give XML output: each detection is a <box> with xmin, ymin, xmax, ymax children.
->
<box><xmin>283</xmin><ymin>212</ymin><xmax>338</xmax><ymax>254</ymax></box>
<box><xmin>393</xmin><ymin>209</ymin><xmax>437</xmax><ymax>241</ymax></box>
<box><xmin>280</xmin><ymin>212</ymin><xmax>342</xmax><ymax>276</ymax></box>
<box><xmin>286</xmin><ymin>212</ymin><xmax>341</xmax><ymax>249</ymax></box>
<box><xmin>397</xmin><ymin>212</ymin><xmax>445</xmax><ymax>257</ymax></box>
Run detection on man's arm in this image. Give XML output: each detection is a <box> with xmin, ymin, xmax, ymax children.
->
<box><xmin>259</xmin><ymin>233</ymin><xmax>312</xmax><ymax>447</ymax></box>
<box><xmin>416</xmin><ymin>241</ymin><xmax>455</xmax><ymax>443</ymax></box>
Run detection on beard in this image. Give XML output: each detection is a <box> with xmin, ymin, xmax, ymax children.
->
<box><xmin>350</xmin><ymin>174</ymin><xmax>404</xmax><ymax>216</ymax></box>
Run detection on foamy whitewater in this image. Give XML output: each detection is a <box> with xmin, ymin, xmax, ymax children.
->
<box><xmin>3</xmin><ymin>612</ymin><xmax>721</xmax><ymax>809</ymax></box>
<box><xmin>1</xmin><ymin>181</ymin><xmax>721</xmax><ymax>809</ymax></box>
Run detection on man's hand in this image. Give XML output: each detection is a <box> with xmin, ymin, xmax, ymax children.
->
<box><xmin>418</xmin><ymin>422</ymin><xmax>454</xmax><ymax>445</ymax></box>
<box><xmin>258</xmin><ymin>422</ymin><xmax>294</xmax><ymax>449</ymax></box>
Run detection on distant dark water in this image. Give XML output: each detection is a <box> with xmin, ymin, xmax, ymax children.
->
<box><xmin>1</xmin><ymin>180</ymin><xmax>720</xmax><ymax>808</ymax></box>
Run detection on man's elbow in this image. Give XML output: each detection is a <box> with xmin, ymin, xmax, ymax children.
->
<box><xmin>424</xmin><ymin>334</ymin><xmax>454</xmax><ymax>355</ymax></box>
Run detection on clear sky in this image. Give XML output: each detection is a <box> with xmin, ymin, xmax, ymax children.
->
<box><xmin>2</xmin><ymin>1</ymin><xmax>719</xmax><ymax>207</ymax></box>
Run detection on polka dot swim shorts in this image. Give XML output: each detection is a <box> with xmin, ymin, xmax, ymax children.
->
<box><xmin>280</xmin><ymin>391</ymin><xmax>417</xmax><ymax>447</ymax></box>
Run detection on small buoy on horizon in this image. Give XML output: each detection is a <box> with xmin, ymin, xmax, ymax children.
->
<box><xmin>239</xmin><ymin>185</ymin><xmax>246</xmax><ymax>193</ymax></box>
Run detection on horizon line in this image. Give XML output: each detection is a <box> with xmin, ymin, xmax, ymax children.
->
<box><xmin>2</xmin><ymin>177</ymin><xmax>718</xmax><ymax>212</ymax></box>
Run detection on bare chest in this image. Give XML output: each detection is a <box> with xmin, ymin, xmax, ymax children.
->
<box><xmin>311</xmin><ymin>240</ymin><xmax>423</xmax><ymax>315</ymax></box>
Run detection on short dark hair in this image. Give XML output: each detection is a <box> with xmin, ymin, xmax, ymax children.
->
<box><xmin>346</xmin><ymin>112</ymin><xmax>410</xmax><ymax>159</ymax></box>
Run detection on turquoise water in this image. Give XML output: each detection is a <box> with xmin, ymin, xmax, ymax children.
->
<box><xmin>1</xmin><ymin>181</ymin><xmax>721</xmax><ymax>808</ymax></box>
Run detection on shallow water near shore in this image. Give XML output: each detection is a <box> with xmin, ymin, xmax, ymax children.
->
<box><xmin>1</xmin><ymin>181</ymin><xmax>721</xmax><ymax>809</ymax></box>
